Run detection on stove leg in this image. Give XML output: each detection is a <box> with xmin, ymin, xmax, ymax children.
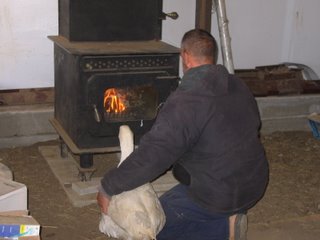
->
<box><xmin>59</xmin><ymin>137</ymin><xmax>68</xmax><ymax>158</ymax></box>
<box><xmin>80</xmin><ymin>153</ymin><xmax>93</xmax><ymax>168</ymax></box>
<box><xmin>78</xmin><ymin>153</ymin><xmax>95</xmax><ymax>181</ymax></box>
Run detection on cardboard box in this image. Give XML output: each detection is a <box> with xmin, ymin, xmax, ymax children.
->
<box><xmin>0</xmin><ymin>177</ymin><xmax>27</xmax><ymax>212</ymax></box>
<box><xmin>0</xmin><ymin>213</ymin><xmax>40</xmax><ymax>239</ymax></box>
<box><xmin>0</xmin><ymin>211</ymin><xmax>41</xmax><ymax>239</ymax></box>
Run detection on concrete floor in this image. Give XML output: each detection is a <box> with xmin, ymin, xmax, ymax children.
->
<box><xmin>38</xmin><ymin>145</ymin><xmax>179</xmax><ymax>207</ymax></box>
<box><xmin>248</xmin><ymin>214</ymin><xmax>320</xmax><ymax>240</ymax></box>
<box><xmin>37</xmin><ymin>144</ymin><xmax>320</xmax><ymax>240</ymax></box>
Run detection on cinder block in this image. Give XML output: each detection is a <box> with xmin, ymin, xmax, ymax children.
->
<box><xmin>256</xmin><ymin>94</ymin><xmax>320</xmax><ymax>134</ymax></box>
<box><xmin>0</xmin><ymin>104</ymin><xmax>57</xmax><ymax>148</ymax></box>
<box><xmin>1</xmin><ymin>94</ymin><xmax>320</xmax><ymax>148</ymax></box>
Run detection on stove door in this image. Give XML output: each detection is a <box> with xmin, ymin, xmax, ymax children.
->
<box><xmin>86</xmin><ymin>71</ymin><xmax>178</xmax><ymax>137</ymax></box>
<box><xmin>102</xmin><ymin>84</ymin><xmax>158</xmax><ymax>122</ymax></box>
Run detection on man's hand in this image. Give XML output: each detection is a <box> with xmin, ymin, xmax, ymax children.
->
<box><xmin>97</xmin><ymin>190</ymin><xmax>110</xmax><ymax>214</ymax></box>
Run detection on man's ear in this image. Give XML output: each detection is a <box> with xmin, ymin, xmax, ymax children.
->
<box><xmin>182</xmin><ymin>50</ymin><xmax>192</xmax><ymax>68</ymax></box>
<box><xmin>180</xmin><ymin>49</ymin><xmax>187</xmax><ymax>59</ymax></box>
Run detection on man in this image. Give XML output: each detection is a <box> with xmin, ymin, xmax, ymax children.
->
<box><xmin>97</xmin><ymin>29</ymin><xmax>269</xmax><ymax>240</ymax></box>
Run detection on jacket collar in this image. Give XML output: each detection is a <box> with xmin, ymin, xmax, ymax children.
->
<box><xmin>179</xmin><ymin>64</ymin><xmax>229</xmax><ymax>96</ymax></box>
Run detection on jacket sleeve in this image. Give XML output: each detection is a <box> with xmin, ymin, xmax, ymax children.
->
<box><xmin>100</xmin><ymin>92</ymin><xmax>202</xmax><ymax>196</ymax></box>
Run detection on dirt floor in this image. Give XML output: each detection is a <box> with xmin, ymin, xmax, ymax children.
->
<box><xmin>1</xmin><ymin>130</ymin><xmax>320</xmax><ymax>240</ymax></box>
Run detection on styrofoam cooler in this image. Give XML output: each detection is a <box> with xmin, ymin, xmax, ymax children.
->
<box><xmin>0</xmin><ymin>177</ymin><xmax>27</xmax><ymax>212</ymax></box>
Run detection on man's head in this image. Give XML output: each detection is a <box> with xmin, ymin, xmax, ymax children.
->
<box><xmin>180</xmin><ymin>29</ymin><xmax>218</xmax><ymax>73</ymax></box>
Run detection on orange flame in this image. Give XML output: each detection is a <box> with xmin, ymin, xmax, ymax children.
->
<box><xmin>104</xmin><ymin>88</ymin><xmax>126</xmax><ymax>113</ymax></box>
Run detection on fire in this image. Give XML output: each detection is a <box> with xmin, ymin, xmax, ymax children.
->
<box><xmin>104</xmin><ymin>88</ymin><xmax>126</xmax><ymax>113</ymax></box>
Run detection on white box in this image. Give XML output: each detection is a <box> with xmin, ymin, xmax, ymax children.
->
<box><xmin>0</xmin><ymin>177</ymin><xmax>27</xmax><ymax>212</ymax></box>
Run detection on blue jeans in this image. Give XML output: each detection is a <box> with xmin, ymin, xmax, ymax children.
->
<box><xmin>157</xmin><ymin>184</ymin><xmax>229</xmax><ymax>240</ymax></box>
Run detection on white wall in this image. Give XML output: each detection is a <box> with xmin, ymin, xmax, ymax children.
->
<box><xmin>0</xmin><ymin>0</ymin><xmax>58</xmax><ymax>90</ymax></box>
<box><xmin>0</xmin><ymin>0</ymin><xmax>319</xmax><ymax>90</ymax></box>
<box><xmin>212</xmin><ymin>0</ymin><xmax>320</xmax><ymax>76</ymax></box>
<box><xmin>162</xmin><ymin>0</ymin><xmax>196</xmax><ymax>46</ymax></box>
<box><xmin>212</xmin><ymin>0</ymin><xmax>288</xmax><ymax>68</ymax></box>
<box><xmin>281</xmin><ymin>0</ymin><xmax>320</xmax><ymax>76</ymax></box>
<box><xmin>162</xmin><ymin>0</ymin><xmax>196</xmax><ymax>76</ymax></box>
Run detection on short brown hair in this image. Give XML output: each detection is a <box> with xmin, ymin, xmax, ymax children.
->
<box><xmin>181</xmin><ymin>29</ymin><xmax>218</xmax><ymax>64</ymax></box>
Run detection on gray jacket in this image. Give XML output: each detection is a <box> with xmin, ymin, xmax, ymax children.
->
<box><xmin>101</xmin><ymin>64</ymin><xmax>269</xmax><ymax>214</ymax></box>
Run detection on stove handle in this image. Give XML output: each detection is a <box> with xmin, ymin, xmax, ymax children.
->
<box><xmin>159</xmin><ymin>12</ymin><xmax>179</xmax><ymax>20</ymax></box>
<box><xmin>92</xmin><ymin>104</ymin><xmax>101</xmax><ymax>123</ymax></box>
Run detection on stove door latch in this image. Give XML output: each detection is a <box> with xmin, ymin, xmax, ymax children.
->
<box><xmin>92</xmin><ymin>104</ymin><xmax>101</xmax><ymax>123</ymax></box>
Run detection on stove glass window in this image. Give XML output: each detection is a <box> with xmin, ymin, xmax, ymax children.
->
<box><xmin>103</xmin><ymin>84</ymin><xmax>158</xmax><ymax>122</ymax></box>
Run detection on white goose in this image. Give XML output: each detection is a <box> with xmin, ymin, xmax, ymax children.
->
<box><xmin>99</xmin><ymin>125</ymin><xmax>166</xmax><ymax>240</ymax></box>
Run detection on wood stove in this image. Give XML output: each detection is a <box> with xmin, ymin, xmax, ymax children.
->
<box><xmin>49</xmin><ymin>0</ymin><xmax>180</xmax><ymax>169</ymax></box>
